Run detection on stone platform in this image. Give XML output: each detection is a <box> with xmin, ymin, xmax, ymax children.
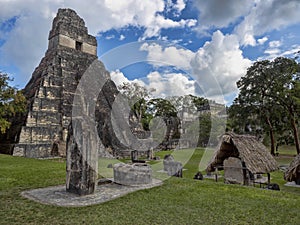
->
<box><xmin>284</xmin><ymin>181</ymin><xmax>300</xmax><ymax>188</ymax></box>
<box><xmin>21</xmin><ymin>179</ymin><xmax>162</xmax><ymax>207</ymax></box>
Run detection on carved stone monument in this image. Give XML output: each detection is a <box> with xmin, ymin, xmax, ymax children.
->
<box><xmin>224</xmin><ymin>157</ymin><xmax>248</xmax><ymax>184</ymax></box>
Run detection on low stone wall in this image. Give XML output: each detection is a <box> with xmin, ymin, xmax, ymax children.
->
<box><xmin>13</xmin><ymin>143</ymin><xmax>53</xmax><ymax>158</ymax></box>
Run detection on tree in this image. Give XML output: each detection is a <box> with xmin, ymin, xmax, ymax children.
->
<box><xmin>190</xmin><ymin>95</ymin><xmax>211</xmax><ymax>146</ymax></box>
<box><xmin>229</xmin><ymin>90</ymin><xmax>284</xmax><ymax>154</ymax></box>
<box><xmin>268</xmin><ymin>58</ymin><xmax>300</xmax><ymax>154</ymax></box>
<box><xmin>118</xmin><ymin>82</ymin><xmax>154</xmax><ymax>131</ymax></box>
<box><xmin>291</xmin><ymin>80</ymin><xmax>300</xmax><ymax>105</ymax></box>
<box><xmin>230</xmin><ymin>57</ymin><xmax>300</xmax><ymax>154</ymax></box>
<box><xmin>147</xmin><ymin>98</ymin><xmax>180</xmax><ymax>149</ymax></box>
<box><xmin>0</xmin><ymin>72</ymin><xmax>26</xmax><ymax>133</ymax></box>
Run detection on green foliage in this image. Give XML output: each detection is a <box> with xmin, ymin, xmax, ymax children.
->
<box><xmin>198</xmin><ymin>112</ymin><xmax>212</xmax><ymax>146</ymax></box>
<box><xmin>229</xmin><ymin>57</ymin><xmax>300</xmax><ymax>154</ymax></box>
<box><xmin>118</xmin><ymin>82</ymin><xmax>225</xmax><ymax>149</ymax></box>
<box><xmin>0</xmin><ymin>72</ymin><xmax>26</xmax><ymax>133</ymax></box>
<box><xmin>190</xmin><ymin>94</ymin><xmax>210</xmax><ymax>111</ymax></box>
<box><xmin>118</xmin><ymin>82</ymin><xmax>154</xmax><ymax>131</ymax></box>
<box><xmin>118</xmin><ymin>82</ymin><xmax>153</xmax><ymax>104</ymax></box>
<box><xmin>291</xmin><ymin>80</ymin><xmax>300</xmax><ymax>108</ymax></box>
<box><xmin>147</xmin><ymin>98</ymin><xmax>177</xmax><ymax>117</ymax></box>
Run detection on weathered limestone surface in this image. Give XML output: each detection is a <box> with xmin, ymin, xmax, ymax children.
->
<box><xmin>4</xmin><ymin>8</ymin><xmax>133</xmax><ymax>159</ymax></box>
<box><xmin>66</xmin><ymin>119</ymin><xmax>98</xmax><ymax>195</ymax></box>
<box><xmin>113</xmin><ymin>163</ymin><xmax>152</xmax><ymax>185</ymax></box>
<box><xmin>224</xmin><ymin>157</ymin><xmax>246</xmax><ymax>184</ymax></box>
<box><xmin>11</xmin><ymin>9</ymin><xmax>97</xmax><ymax>158</ymax></box>
<box><xmin>163</xmin><ymin>154</ymin><xmax>183</xmax><ymax>177</ymax></box>
<box><xmin>95</xmin><ymin>79</ymin><xmax>129</xmax><ymax>157</ymax></box>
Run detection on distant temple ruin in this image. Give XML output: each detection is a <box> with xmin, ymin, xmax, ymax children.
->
<box><xmin>9</xmin><ymin>9</ymin><xmax>105</xmax><ymax>158</ymax></box>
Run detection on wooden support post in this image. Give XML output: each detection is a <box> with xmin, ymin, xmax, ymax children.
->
<box><xmin>267</xmin><ymin>173</ymin><xmax>271</xmax><ymax>185</ymax></box>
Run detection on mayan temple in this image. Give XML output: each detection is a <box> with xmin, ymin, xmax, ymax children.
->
<box><xmin>12</xmin><ymin>9</ymin><xmax>99</xmax><ymax>157</ymax></box>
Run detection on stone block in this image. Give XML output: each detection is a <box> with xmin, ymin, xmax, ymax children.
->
<box><xmin>224</xmin><ymin>157</ymin><xmax>244</xmax><ymax>184</ymax></box>
<box><xmin>163</xmin><ymin>154</ymin><xmax>183</xmax><ymax>177</ymax></box>
<box><xmin>13</xmin><ymin>146</ymin><xmax>25</xmax><ymax>157</ymax></box>
<box><xmin>14</xmin><ymin>143</ymin><xmax>53</xmax><ymax>158</ymax></box>
<box><xmin>113</xmin><ymin>163</ymin><xmax>152</xmax><ymax>185</ymax></box>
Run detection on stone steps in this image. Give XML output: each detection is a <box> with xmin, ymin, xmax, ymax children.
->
<box><xmin>18</xmin><ymin>125</ymin><xmax>61</xmax><ymax>143</ymax></box>
<box><xmin>13</xmin><ymin>143</ymin><xmax>54</xmax><ymax>158</ymax></box>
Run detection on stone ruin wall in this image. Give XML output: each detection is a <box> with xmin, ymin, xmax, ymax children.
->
<box><xmin>13</xmin><ymin>9</ymin><xmax>98</xmax><ymax>158</ymax></box>
<box><xmin>5</xmin><ymin>8</ymin><xmax>136</xmax><ymax>159</ymax></box>
<box><xmin>48</xmin><ymin>34</ymin><xmax>97</xmax><ymax>55</ymax></box>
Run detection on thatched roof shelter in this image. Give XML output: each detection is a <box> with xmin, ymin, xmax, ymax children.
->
<box><xmin>284</xmin><ymin>154</ymin><xmax>300</xmax><ymax>184</ymax></box>
<box><xmin>207</xmin><ymin>132</ymin><xmax>278</xmax><ymax>174</ymax></box>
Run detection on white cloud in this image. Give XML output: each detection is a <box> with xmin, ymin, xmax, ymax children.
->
<box><xmin>193</xmin><ymin>0</ymin><xmax>253</xmax><ymax>32</ymax></box>
<box><xmin>256</xmin><ymin>36</ymin><xmax>298</xmax><ymax>61</ymax></box>
<box><xmin>141</xmin><ymin>15</ymin><xmax>196</xmax><ymax>39</ymax></box>
<box><xmin>64</xmin><ymin>0</ymin><xmax>195</xmax><ymax>39</ymax></box>
<box><xmin>0</xmin><ymin>1</ymin><xmax>59</xmax><ymax>85</ymax></box>
<box><xmin>140</xmin><ymin>43</ymin><xmax>194</xmax><ymax>70</ymax></box>
<box><xmin>1</xmin><ymin>0</ymin><xmax>299</xmax><ymax>97</ymax></box>
<box><xmin>173</xmin><ymin>0</ymin><xmax>186</xmax><ymax>14</ymax></box>
<box><xmin>269</xmin><ymin>40</ymin><xmax>281</xmax><ymax>48</ymax></box>
<box><xmin>281</xmin><ymin>45</ymin><xmax>300</xmax><ymax>57</ymax></box>
<box><xmin>110</xmin><ymin>70</ymin><xmax>130</xmax><ymax>87</ymax></box>
<box><xmin>259</xmin><ymin>44</ymin><xmax>300</xmax><ymax>61</ymax></box>
<box><xmin>110</xmin><ymin>69</ymin><xmax>145</xmax><ymax>88</ymax></box>
<box><xmin>257</xmin><ymin>36</ymin><xmax>268</xmax><ymax>45</ymax></box>
<box><xmin>105</xmin><ymin>34</ymin><xmax>115</xmax><ymax>40</ymax></box>
<box><xmin>0</xmin><ymin>0</ymin><xmax>195</xmax><ymax>86</ymax></box>
<box><xmin>190</xmin><ymin>30</ymin><xmax>252</xmax><ymax>98</ymax></box>
<box><xmin>141</xmin><ymin>30</ymin><xmax>252</xmax><ymax>102</ymax></box>
<box><xmin>147</xmin><ymin>71</ymin><xmax>196</xmax><ymax>97</ymax></box>
<box><xmin>165</xmin><ymin>0</ymin><xmax>186</xmax><ymax>16</ymax></box>
<box><xmin>119</xmin><ymin>34</ymin><xmax>125</xmax><ymax>41</ymax></box>
<box><xmin>110</xmin><ymin>69</ymin><xmax>196</xmax><ymax>98</ymax></box>
<box><xmin>264</xmin><ymin>48</ymin><xmax>281</xmax><ymax>55</ymax></box>
<box><xmin>235</xmin><ymin>0</ymin><xmax>300</xmax><ymax>46</ymax></box>
<box><xmin>262</xmin><ymin>40</ymin><xmax>282</xmax><ymax>58</ymax></box>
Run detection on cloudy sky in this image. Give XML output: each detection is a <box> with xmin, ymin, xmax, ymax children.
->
<box><xmin>0</xmin><ymin>0</ymin><xmax>300</xmax><ymax>104</ymax></box>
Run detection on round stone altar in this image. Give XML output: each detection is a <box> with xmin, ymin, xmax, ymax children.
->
<box><xmin>113</xmin><ymin>163</ymin><xmax>152</xmax><ymax>186</ymax></box>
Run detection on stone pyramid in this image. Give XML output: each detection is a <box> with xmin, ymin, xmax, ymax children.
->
<box><xmin>13</xmin><ymin>9</ymin><xmax>98</xmax><ymax>157</ymax></box>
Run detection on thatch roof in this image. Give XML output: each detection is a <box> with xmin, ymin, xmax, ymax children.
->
<box><xmin>284</xmin><ymin>154</ymin><xmax>300</xmax><ymax>182</ymax></box>
<box><xmin>206</xmin><ymin>132</ymin><xmax>278</xmax><ymax>174</ymax></box>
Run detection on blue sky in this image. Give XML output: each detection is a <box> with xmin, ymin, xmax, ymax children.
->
<box><xmin>0</xmin><ymin>0</ymin><xmax>300</xmax><ymax>104</ymax></box>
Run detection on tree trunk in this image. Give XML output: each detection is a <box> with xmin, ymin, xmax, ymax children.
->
<box><xmin>266</xmin><ymin>117</ymin><xmax>275</xmax><ymax>155</ymax></box>
<box><xmin>290</xmin><ymin>117</ymin><xmax>300</xmax><ymax>155</ymax></box>
<box><xmin>269</xmin><ymin>130</ymin><xmax>275</xmax><ymax>156</ymax></box>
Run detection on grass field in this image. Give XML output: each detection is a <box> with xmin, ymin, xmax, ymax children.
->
<box><xmin>0</xmin><ymin>149</ymin><xmax>299</xmax><ymax>225</ymax></box>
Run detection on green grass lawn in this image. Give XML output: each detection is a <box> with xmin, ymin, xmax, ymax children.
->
<box><xmin>275</xmin><ymin>145</ymin><xmax>298</xmax><ymax>156</ymax></box>
<box><xmin>1</xmin><ymin>151</ymin><xmax>299</xmax><ymax>225</ymax></box>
